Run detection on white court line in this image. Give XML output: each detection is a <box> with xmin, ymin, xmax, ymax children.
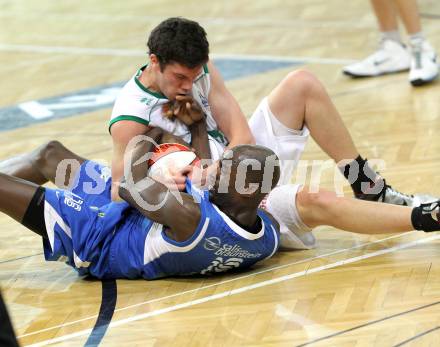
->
<box><xmin>25</xmin><ymin>233</ymin><xmax>440</xmax><ymax>347</ymax></box>
<box><xmin>0</xmin><ymin>12</ymin><xmax>375</xmax><ymax>29</ymax></box>
<box><xmin>0</xmin><ymin>43</ymin><xmax>355</xmax><ymax>65</ymax></box>
<box><xmin>18</xmin><ymin>231</ymin><xmax>413</xmax><ymax>339</ymax></box>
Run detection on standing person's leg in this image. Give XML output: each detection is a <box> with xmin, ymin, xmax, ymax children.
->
<box><xmin>342</xmin><ymin>0</ymin><xmax>410</xmax><ymax>77</ymax></box>
<box><xmin>393</xmin><ymin>0</ymin><xmax>439</xmax><ymax>85</ymax></box>
<box><xmin>393</xmin><ymin>0</ymin><xmax>421</xmax><ymax>34</ymax></box>
<box><xmin>370</xmin><ymin>0</ymin><xmax>399</xmax><ymax>32</ymax></box>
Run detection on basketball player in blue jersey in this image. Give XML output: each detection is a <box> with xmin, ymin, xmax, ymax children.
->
<box><xmin>1</xmin><ymin>125</ymin><xmax>440</xmax><ymax>273</ymax></box>
<box><xmin>0</xmin><ymin>124</ymin><xmax>282</xmax><ymax>279</ymax></box>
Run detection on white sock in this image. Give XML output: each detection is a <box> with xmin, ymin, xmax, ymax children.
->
<box><xmin>408</xmin><ymin>32</ymin><xmax>426</xmax><ymax>49</ymax></box>
<box><xmin>381</xmin><ymin>30</ymin><xmax>402</xmax><ymax>43</ymax></box>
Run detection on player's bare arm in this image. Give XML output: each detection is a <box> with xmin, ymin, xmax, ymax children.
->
<box><xmin>118</xmin><ymin>127</ymin><xmax>201</xmax><ymax>242</ymax></box>
<box><xmin>207</xmin><ymin>60</ymin><xmax>255</xmax><ymax>148</ymax></box>
<box><xmin>110</xmin><ymin>120</ymin><xmax>152</xmax><ymax>201</ymax></box>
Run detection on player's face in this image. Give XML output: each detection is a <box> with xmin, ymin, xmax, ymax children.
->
<box><xmin>157</xmin><ymin>62</ymin><xmax>203</xmax><ymax>100</ymax></box>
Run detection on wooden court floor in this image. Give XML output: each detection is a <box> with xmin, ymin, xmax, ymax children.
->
<box><xmin>1</xmin><ymin>0</ymin><xmax>440</xmax><ymax>346</ymax></box>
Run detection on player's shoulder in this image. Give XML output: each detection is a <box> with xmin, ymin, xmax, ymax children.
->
<box><xmin>118</xmin><ymin>66</ymin><xmax>168</xmax><ymax>102</ymax></box>
<box><xmin>109</xmin><ymin>119</ymin><xmax>151</xmax><ymax>141</ymax></box>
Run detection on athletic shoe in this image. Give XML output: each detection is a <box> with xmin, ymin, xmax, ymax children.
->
<box><xmin>355</xmin><ymin>180</ymin><xmax>437</xmax><ymax>207</ymax></box>
<box><xmin>409</xmin><ymin>40</ymin><xmax>439</xmax><ymax>86</ymax></box>
<box><xmin>414</xmin><ymin>201</ymin><xmax>440</xmax><ymax>232</ymax></box>
<box><xmin>343</xmin><ymin>39</ymin><xmax>411</xmax><ymax>77</ymax></box>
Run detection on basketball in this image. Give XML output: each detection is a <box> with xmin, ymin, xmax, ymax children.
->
<box><xmin>147</xmin><ymin>143</ymin><xmax>200</xmax><ymax>178</ymax></box>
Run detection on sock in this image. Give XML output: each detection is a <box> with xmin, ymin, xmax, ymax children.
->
<box><xmin>411</xmin><ymin>202</ymin><xmax>440</xmax><ymax>232</ymax></box>
<box><xmin>409</xmin><ymin>32</ymin><xmax>425</xmax><ymax>42</ymax></box>
<box><xmin>340</xmin><ymin>155</ymin><xmax>384</xmax><ymax>197</ymax></box>
<box><xmin>381</xmin><ymin>30</ymin><xmax>402</xmax><ymax>43</ymax></box>
<box><xmin>408</xmin><ymin>32</ymin><xmax>426</xmax><ymax>51</ymax></box>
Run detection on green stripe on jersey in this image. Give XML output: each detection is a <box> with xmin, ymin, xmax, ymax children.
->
<box><xmin>134</xmin><ymin>65</ymin><xmax>167</xmax><ymax>99</ymax></box>
<box><xmin>109</xmin><ymin>115</ymin><xmax>150</xmax><ymax>133</ymax></box>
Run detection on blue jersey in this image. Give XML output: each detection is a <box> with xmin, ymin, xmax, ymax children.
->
<box><xmin>43</xmin><ymin>161</ymin><xmax>280</xmax><ymax>279</ymax></box>
<box><xmin>108</xmin><ymin>181</ymin><xmax>280</xmax><ymax>279</ymax></box>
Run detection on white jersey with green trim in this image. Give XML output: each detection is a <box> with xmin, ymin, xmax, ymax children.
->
<box><xmin>110</xmin><ymin>64</ymin><xmax>228</xmax><ymax>160</ymax></box>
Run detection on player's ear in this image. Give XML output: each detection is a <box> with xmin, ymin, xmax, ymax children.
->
<box><xmin>149</xmin><ymin>54</ymin><xmax>161</xmax><ymax>69</ymax></box>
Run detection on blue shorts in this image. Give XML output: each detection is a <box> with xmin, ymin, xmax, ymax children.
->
<box><xmin>42</xmin><ymin>161</ymin><xmax>130</xmax><ymax>278</ymax></box>
<box><xmin>70</xmin><ymin>160</ymin><xmax>112</xmax><ymax>207</ymax></box>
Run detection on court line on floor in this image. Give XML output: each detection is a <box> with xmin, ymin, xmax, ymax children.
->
<box><xmin>83</xmin><ymin>280</ymin><xmax>117</xmax><ymax>347</ymax></box>
<box><xmin>0</xmin><ymin>44</ymin><xmax>355</xmax><ymax>65</ymax></box>
<box><xmin>420</xmin><ymin>13</ymin><xmax>440</xmax><ymax>20</ymax></box>
<box><xmin>393</xmin><ymin>326</ymin><xmax>440</xmax><ymax>347</ymax></box>
<box><xmin>0</xmin><ymin>253</ymin><xmax>43</xmax><ymax>265</ymax></box>
<box><xmin>0</xmin><ymin>12</ymin><xmax>376</xmax><ymax>28</ymax></box>
<box><xmin>296</xmin><ymin>301</ymin><xmax>440</xmax><ymax>346</ymax></box>
<box><xmin>18</xmin><ymin>231</ymin><xmax>414</xmax><ymax>339</ymax></box>
<box><xmin>24</xmin><ymin>233</ymin><xmax>440</xmax><ymax>347</ymax></box>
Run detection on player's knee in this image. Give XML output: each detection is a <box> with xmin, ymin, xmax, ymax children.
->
<box><xmin>284</xmin><ymin>69</ymin><xmax>321</xmax><ymax>96</ymax></box>
<box><xmin>296</xmin><ymin>188</ymin><xmax>335</xmax><ymax>227</ymax></box>
<box><xmin>34</xmin><ymin>141</ymin><xmax>65</xmax><ymax>168</ymax></box>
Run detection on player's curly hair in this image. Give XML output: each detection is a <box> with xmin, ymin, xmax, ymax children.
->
<box><xmin>147</xmin><ymin>17</ymin><xmax>209</xmax><ymax>70</ymax></box>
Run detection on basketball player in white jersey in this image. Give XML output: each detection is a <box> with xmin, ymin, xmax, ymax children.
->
<box><xmin>106</xmin><ymin>17</ymin><xmax>436</xmax><ymax>248</ymax></box>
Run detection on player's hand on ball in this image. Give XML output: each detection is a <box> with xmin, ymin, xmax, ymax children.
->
<box><xmin>151</xmin><ymin>165</ymin><xmax>192</xmax><ymax>191</ymax></box>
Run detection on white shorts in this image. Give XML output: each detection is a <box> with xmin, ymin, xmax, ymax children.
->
<box><xmin>249</xmin><ymin>97</ymin><xmax>310</xmax><ymax>186</ymax></box>
<box><xmin>250</xmin><ymin>97</ymin><xmax>315</xmax><ymax>249</ymax></box>
<box><xmin>265</xmin><ymin>184</ymin><xmax>316</xmax><ymax>250</ymax></box>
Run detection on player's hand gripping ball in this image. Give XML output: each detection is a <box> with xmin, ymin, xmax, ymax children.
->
<box><xmin>148</xmin><ymin>143</ymin><xmax>201</xmax><ymax>180</ymax></box>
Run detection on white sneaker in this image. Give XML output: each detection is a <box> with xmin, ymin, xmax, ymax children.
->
<box><xmin>343</xmin><ymin>39</ymin><xmax>411</xmax><ymax>77</ymax></box>
<box><xmin>409</xmin><ymin>40</ymin><xmax>439</xmax><ymax>86</ymax></box>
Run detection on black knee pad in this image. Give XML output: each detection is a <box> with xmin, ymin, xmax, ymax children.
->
<box><xmin>21</xmin><ymin>186</ymin><xmax>47</xmax><ymax>239</ymax></box>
